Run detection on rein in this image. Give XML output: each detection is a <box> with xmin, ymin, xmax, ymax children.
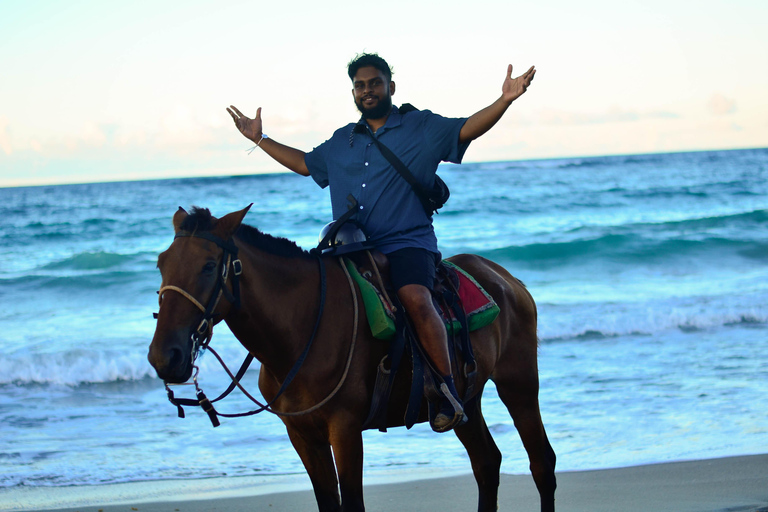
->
<box><xmin>156</xmin><ymin>231</ymin><xmax>359</xmax><ymax>426</ymax></box>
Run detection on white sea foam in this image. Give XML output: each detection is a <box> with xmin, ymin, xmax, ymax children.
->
<box><xmin>0</xmin><ymin>350</ymin><xmax>155</xmax><ymax>386</ymax></box>
<box><xmin>538</xmin><ymin>301</ymin><xmax>768</xmax><ymax>341</ymax></box>
<box><xmin>0</xmin><ymin>342</ymin><xmax>250</xmax><ymax>386</ymax></box>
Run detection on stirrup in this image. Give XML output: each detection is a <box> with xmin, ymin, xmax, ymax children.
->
<box><xmin>429</xmin><ymin>382</ymin><xmax>465</xmax><ymax>433</ymax></box>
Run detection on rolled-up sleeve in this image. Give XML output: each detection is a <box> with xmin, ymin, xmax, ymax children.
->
<box><xmin>305</xmin><ymin>141</ymin><xmax>330</xmax><ymax>188</ymax></box>
<box><xmin>421</xmin><ymin>110</ymin><xmax>470</xmax><ymax>164</ymax></box>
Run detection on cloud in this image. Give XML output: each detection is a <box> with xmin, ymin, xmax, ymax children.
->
<box><xmin>0</xmin><ymin>118</ymin><xmax>12</xmax><ymax>155</ymax></box>
<box><xmin>707</xmin><ymin>94</ymin><xmax>737</xmax><ymax>116</ymax></box>
<box><xmin>1</xmin><ymin>114</ymin><xmax>236</xmax><ymax>160</ymax></box>
<box><xmin>534</xmin><ymin>106</ymin><xmax>679</xmax><ymax>126</ymax></box>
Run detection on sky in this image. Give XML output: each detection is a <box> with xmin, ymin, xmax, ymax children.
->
<box><xmin>0</xmin><ymin>0</ymin><xmax>766</xmax><ymax>187</ymax></box>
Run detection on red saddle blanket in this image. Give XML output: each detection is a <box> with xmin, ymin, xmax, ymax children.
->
<box><xmin>439</xmin><ymin>260</ymin><xmax>500</xmax><ymax>333</ymax></box>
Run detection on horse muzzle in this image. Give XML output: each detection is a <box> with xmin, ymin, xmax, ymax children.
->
<box><xmin>147</xmin><ymin>332</ymin><xmax>195</xmax><ymax>384</ymax></box>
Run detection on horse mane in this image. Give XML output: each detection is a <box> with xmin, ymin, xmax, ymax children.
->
<box><xmin>180</xmin><ymin>207</ymin><xmax>217</xmax><ymax>232</ymax></box>
<box><xmin>182</xmin><ymin>207</ymin><xmax>313</xmax><ymax>259</ymax></box>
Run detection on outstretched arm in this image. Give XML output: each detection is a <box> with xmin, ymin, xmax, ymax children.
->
<box><xmin>227</xmin><ymin>105</ymin><xmax>310</xmax><ymax>176</ymax></box>
<box><xmin>459</xmin><ymin>64</ymin><xmax>536</xmax><ymax>143</ymax></box>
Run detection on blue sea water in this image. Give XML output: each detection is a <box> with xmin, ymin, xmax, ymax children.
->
<box><xmin>1</xmin><ymin>148</ymin><xmax>767</xmax><ymax>506</ymax></box>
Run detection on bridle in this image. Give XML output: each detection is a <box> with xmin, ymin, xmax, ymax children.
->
<box><xmin>154</xmin><ymin>230</ymin><xmax>359</xmax><ymax>427</ymax></box>
<box><xmin>155</xmin><ymin>230</ymin><xmax>245</xmax><ymax>426</ymax></box>
<box><xmin>157</xmin><ymin>231</ymin><xmax>243</xmax><ymax>363</ymax></box>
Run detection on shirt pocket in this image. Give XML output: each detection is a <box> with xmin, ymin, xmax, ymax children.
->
<box><xmin>340</xmin><ymin>159</ymin><xmax>366</xmax><ymax>176</ymax></box>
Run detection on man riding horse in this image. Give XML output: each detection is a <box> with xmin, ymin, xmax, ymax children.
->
<box><xmin>228</xmin><ymin>53</ymin><xmax>536</xmax><ymax>433</ymax></box>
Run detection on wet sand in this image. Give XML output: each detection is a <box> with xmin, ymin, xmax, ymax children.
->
<box><xmin>15</xmin><ymin>454</ymin><xmax>768</xmax><ymax>512</ymax></box>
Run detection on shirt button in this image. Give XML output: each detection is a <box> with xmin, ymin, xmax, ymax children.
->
<box><xmin>359</xmin><ymin>205</ymin><xmax>364</xmax><ymax>210</ymax></box>
<box><xmin>362</xmin><ymin>183</ymin><xmax>367</xmax><ymax>188</ymax></box>
<box><xmin>364</xmin><ymin>162</ymin><xmax>369</xmax><ymax>166</ymax></box>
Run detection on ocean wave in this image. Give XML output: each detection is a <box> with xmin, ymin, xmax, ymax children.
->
<box><xmin>481</xmin><ymin>234</ymin><xmax>768</xmax><ymax>268</ymax></box>
<box><xmin>4</xmin><ymin>306</ymin><xmax>765</xmax><ymax>385</ymax></box>
<box><xmin>0</xmin><ymin>343</ymin><xmax>253</xmax><ymax>387</ymax></box>
<box><xmin>13</xmin><ymin>217</ymin><xmax>119</xmax><ymax>235</ymax></box>
<box><xmin>553</xmin><ymin>153</ymin><xmax>666</xmax><ymax>169</ymax></box>
<box><xmin>41</xmin><ymin>251</ymin><xmax>151</xmax><ymax>270</ymax></box>
<box><xmin>619</xmin><ymin>155</ymin><xmax>666</xmax><ymax>165</ymax></box>
<box><xmin>556</xmin><ymin>209</ymin><xmax>768</xmax><ymax>246</ymax></box>
<box><xmin>463</xmin><ymin>161</ymin><xmax>532</xmax><ymax>172</ymax></box>
<box><xmin>538</xmin><ymin>304</ymin><xmax>768</xmax><ymax>342</ymax></box>
<box><xmin>41</xmin><ymin>251</ymin><xmax>137</xmax><ymax>271</ymax></box>
<box><xmin>1</xmin><ymin>270</ymin><xmax>157</xmax><ymax>293</ymax></box>
<box><xmin>0</xmin><ymin>350</ymin><xmax>156</xmax><ymax>386</ymax></box>
<box><xmin>479</xmin><ymin>208</ymin><xmax>768</xmax><ymax>267</ymax></box>
<box><xmin>0</xmin><ymin>250</ymin><xmax>158</xmax><ymax>285</ymax></box>
<box><xmin>618</xmin><ymin>187</ymin><xmax>711</xmax><ymax>199</ymax></box>
<box><xmin>556</xmin><ymin>159</ymin><xmax>611</xmax><ymax>169</ymax></box>
<box><xmin>636</xmin><ymin>209</ymin><xmax>768</xmax><ymax>230</ymax></box>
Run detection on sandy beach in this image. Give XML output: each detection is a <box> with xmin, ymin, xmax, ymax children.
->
<box><xmin>7</xmin><ymin>454</ymin><xmax>765</xmax><ymax>512</ymax></box>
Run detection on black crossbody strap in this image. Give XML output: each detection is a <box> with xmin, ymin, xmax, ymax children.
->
<box><xmin>370</xmin><ymin>137</ymin><xmax>432</xmax><ymax>200</ymax></box>
<box><xmin>353</xmin><ymin>123</ymin><xmax>433</xmax><ymax>209</ymax></box>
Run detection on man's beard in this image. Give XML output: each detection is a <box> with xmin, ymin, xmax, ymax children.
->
<box><xmin>356</xmin><ymin>93</ymin><xmax>393</xmax><ymax>120</ymax></box>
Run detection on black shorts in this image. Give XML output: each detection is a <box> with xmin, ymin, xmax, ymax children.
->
<box><xmin>387</xmin><ymin>247</ymin><xmax>441</xmax><ymax>291</ymax></box>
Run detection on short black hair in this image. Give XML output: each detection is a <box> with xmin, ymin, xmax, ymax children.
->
<box><xmin>347</xmin><ymin>53</ymin><xmax>393</xmax><ymax>82</ymax></box>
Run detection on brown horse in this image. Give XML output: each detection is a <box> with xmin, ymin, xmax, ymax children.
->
<box><xmin>148</xmin><ymin>206</ymin><xmax>556</xmax><ymax>512</ymax></box>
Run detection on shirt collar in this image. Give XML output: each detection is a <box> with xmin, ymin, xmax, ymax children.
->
<box><xmin>350</xmin><ymin>106</ymin><xmax>402</xmax><ymax>146</ymax></box>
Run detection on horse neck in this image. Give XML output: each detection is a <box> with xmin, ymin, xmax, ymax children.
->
<box><xmin>224</xmin><ymin>244</ymin><xmax>325</xmax><ymax>376</ymax></box>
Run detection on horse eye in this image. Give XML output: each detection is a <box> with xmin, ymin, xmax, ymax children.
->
<box><xmin>202</xmin><ymin>261</ymin><xmax>217</xmax><ymax>273</ymax></box>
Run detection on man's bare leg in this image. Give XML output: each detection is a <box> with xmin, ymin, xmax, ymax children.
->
<box><xmin>397</xmin><ymin>284</ymin><xmax>450</xmax><ymax>373</ymax></box>
<box><xmin>397</xmin><ymin>284</ymin><xmax>464</xmax><ymax>432</ymax></box>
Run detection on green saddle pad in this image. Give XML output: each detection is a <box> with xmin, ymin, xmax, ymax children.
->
<box><xmin>344</xmin><ymin>258</ymin><xmax>396</xmax><ymax>340</ymax></box>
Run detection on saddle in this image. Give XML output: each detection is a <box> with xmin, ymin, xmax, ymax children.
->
<box><xmin>345</xmin><ymin>253</ymin><xmax>500</xmax><ymax>341</ymax></box>
<box><xmin>343</xmin><ymin>250</ymin><xmax>500</xmax><ymax>432</ymax></box>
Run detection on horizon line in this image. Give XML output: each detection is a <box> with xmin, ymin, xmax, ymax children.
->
<box><xmin>2</xmin><ymin>145</ymin><xmax>766</xmax><ymax>190</ymax></box>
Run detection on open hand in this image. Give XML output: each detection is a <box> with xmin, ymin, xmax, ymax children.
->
<box><xmin>501</xmin><ymin>64</ymin><xmax>536</xmax><ymax>104</ymax></box>
<box><xmin>227</xmin><ymin>105</ymin><xmax>262</xmax><ymax>143</ymax></box>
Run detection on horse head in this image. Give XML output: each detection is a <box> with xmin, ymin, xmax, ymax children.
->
<box><xmin>148</xmin><ymin>205</ymin><xmax>250</xmax><ymax>383</ymax></box>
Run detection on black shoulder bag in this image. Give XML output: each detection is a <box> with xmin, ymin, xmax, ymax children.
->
<box><xmin>357</xmin><ymin>104</ymin><xmax>450</xmax><ymax>216</ymax></box>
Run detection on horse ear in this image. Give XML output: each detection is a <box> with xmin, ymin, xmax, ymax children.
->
<box><xmin>173</xmin><ymin>207</ymin><xmax>188</xmax><ymax>232</ymax></box>
<box><xmin>215</xmin><ymin>204</ymin><xmax>253</xmax><ymax>239</ymax></box>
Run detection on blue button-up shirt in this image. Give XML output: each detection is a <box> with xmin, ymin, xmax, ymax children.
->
<box><xmin>305</xmin><ymin>106</ymin><xmax>469</xmax><ymax>254</ymax></box>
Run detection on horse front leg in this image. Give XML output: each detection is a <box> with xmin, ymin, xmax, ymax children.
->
<box><xmin>454</xmin><ymin>394</ymin><xmax>502</xmax><ymax>512</ymax></box>
<box><xmin>495</xmin><ymin>374</ymin><xmax>557</xmax><ymax>512</ymax></box>
<box><xmin>287</xmin><ymin>427</ymin><xmax>342</xmax><ymax>512</ymax></box>
<box><xmin>330</xmin><ymin>427</ymin><xmax>365</xmax><ymax>511</ymax></box>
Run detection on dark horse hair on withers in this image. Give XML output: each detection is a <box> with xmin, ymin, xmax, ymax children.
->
<box><xmin>180</xmin><ymin>207</ymin><xmax>312</xmax><ymax>260</ymax></box>
<box><xmin>347</xmin><ymin>52</ymin><xmax>394</xmax><ymax>82</ymax></box>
